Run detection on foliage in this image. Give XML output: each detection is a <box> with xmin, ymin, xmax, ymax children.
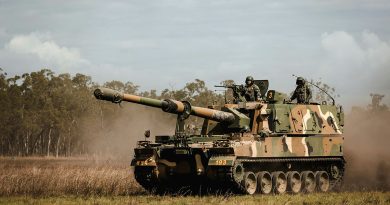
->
<box><xmin>0</xmin><ymin>69</ymin><xmax>345</xmax><ymax>157</ymax></box>
<box><xmin>308</xmin><ymin>78</ymin><xmax>340</xmax><ymax>104</ymax></box>
<box><xmin>0</xmin><ymin>69</ymin><xmax>223</xmax><ymax>156</ymax></box>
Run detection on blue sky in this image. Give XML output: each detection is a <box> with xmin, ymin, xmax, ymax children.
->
<box><xmin>1</xmin><ymin>0</ymin><xmax>389</xmax><ymax>108</ymax></box>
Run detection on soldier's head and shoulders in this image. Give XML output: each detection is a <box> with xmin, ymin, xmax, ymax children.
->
<box><xmin>243</xmin><ymin>76</ymin><xmax>261</xmax><ymax>102</ymax></box>
<box><xmin>290</xmin><ymin>76</ymin><xmax>312</xmax><ymax>104</ymax></box>
<box><xmin>294</xmin><ymin>77</ymin><xmax>312</xmax><ymax>92</ymax></box>
<box><xmin>245</xmin><ymin>76</ymin><xmax>260</xmax><ymax>90</ymax></box>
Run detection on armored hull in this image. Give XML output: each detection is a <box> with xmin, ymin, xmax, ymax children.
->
<box><xmin>95</xmin><ymin>85</ymin><xmax>345</xmax><ymax>195</ymax></box>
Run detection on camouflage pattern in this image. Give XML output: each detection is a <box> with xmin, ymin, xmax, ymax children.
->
<box><xmin>244</xmin><ymin>84</ymin><xmax>261</xmax><ymax>101</ymax></box>
<box><xmin>94</xmin><ymin>79</ymin><xmax>345</xmax><ymax>195</ymax></box>
<box><xmin>244</xmin><ymin>76</ymin><xmax>261</xmax><ymax>101</ymax></box>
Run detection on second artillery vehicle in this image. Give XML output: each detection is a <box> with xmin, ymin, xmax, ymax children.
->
<box><xmin>94</xmin><ymin>79</ymin><xmax>345</xmax><ymax>195</ymax></box>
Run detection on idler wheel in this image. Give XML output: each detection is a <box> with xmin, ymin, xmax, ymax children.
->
<box><xmin>330</xmin><ymin>164</ymin><xmax>340</xmax><ymax>179</ymax></box>
<box><xmin>272</xmin><ymin>171</ymin><xmax>287</xmax><ymax>194</ymax></box>
<box><xmin>256</xmin><ymin>171</ymin><xmax>272</xmax><ymax>194</ymax></box>
<box><xmin>301</xmin><ymin>171</ymin><xmax>316</xmax><ymax>193</ymax></box>
<box><xmin>316</xmin><ymin>171</ymin><xmax>330</xmax><ymax>192</ymax></box>
<box><xmin>287</xmin><ymin>171</ymin><xmax>302</xmax><ymax>194</ymax></box>
<box><xmin>242</xmin><ymin>171</ymin><xmax>257</xmax><ymax>195</ymax></box>
<box><xmin>233</xmin><ymin>164</ymin><xmax>244</xmax><ymax>183</ymax></box>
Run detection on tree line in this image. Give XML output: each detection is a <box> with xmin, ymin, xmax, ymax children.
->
<box><xmin>0</xmin><ymin>69</ymin><xmax>223</xmax><ymax>157</ymax></box>
<box><xmin>0</xmin><ymin>68</ymin><xmax>340</xmax><ymax>157</ymax></box>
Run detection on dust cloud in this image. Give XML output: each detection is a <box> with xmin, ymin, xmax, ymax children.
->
<box><xmin>344</xmin><ymin>107</ymin><xmax>390</xmax><ymax>191</ymax></box>
<box><xmin>81</xmin><ymin>103</ymin><xmax>176</xmax><ymax>161</ymax></box>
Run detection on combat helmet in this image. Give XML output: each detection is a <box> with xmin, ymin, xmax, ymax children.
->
<box><xmin>296</xmin><ymin>76</ymin><xmax>305</xmax><ymax>85</ymax></box>
<box><xmin>245</xmin><ymin>76</ymin><xmax>254</xmax><ymax>86</ymax></box>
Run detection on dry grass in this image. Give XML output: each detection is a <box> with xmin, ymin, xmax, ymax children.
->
<box><xmin>0</xmin><ymin>157</ymin><xmax>389</xmax><ymax>205</ymax></box>
<box><xmin>0</xmin><ymin>192</ymin><xmax>389</xmax><ymax>205</ymax></box>
<box><xmin>0</xmin><ymin>157</ymin><xmax>143</xmax><ymax>196</ymax></box>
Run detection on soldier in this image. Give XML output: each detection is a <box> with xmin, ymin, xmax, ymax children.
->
<box><xmin>243</xmin><ymin>76</ymin><xmax>261</xmax><ymax>101</ymax></box>
<box><xmin>290</xmin><ymin>77</ymin><xmax>312</xmax><ymax>104</ymax></box>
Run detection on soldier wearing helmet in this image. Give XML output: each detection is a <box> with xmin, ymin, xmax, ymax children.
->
<box><xmin>290</xmin><ymin>77</ymin><xmax>312</xmax><ymax>104</ymax></box>
<box><xmin>243</xmin><ymin>76</ymin><xmax>261</xmax><ymax>101</ymax></box>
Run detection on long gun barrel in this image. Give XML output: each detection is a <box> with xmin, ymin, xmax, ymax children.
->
<box><xmin>94</xmin><ymin>87</ymin><xmax>235</xmax><ymax>123</ymax></box>
<box><xmin>214</xmin><ymin>84</ymin><xmax>244</xmax><ymax>90</ymax></box>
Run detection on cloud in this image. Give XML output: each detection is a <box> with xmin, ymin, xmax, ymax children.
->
<box><xmin>321</xmin><ymin>31</ymin><xmax>365</xmax><ymax>68</ymax></box>
<box><xmin>5</xmin><ymin>32</ymin><xmax>90</xmax><ymax>71</ymax></box>
<box><xmin>0</xmin><ymin>28</ymin><xmax>6</xmax><ymax>38</ymax></box>
<box><xmin>319</xmin><ymin>31</ymin><xmax>390</xmax><ymax>105</ymax></box>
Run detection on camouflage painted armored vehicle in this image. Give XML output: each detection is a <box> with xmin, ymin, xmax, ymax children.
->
<box><xmin>94</xmin><ymin>79</ymin><xmax>345</xmax><ymax>195</ymax></box>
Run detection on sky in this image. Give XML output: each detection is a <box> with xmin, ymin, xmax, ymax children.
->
<box><xmin>1</xmin><ymin>0</ymin><xmax>390</xmax><ymax>108</ymax></box>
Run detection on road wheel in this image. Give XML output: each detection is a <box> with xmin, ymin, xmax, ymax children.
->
<box><xmin>301</xmin><ymin>171</ymin><xmax>316</xmax><ymax>193</ymax></box>
<box><xmin>242</xmin><ymin>171</ymin><xmax>257</xmax><ymax>195</ymax></box>
<box><xmin>287</xmin><ymin>171</ymin><xmax>301</xmax><ymax>194</ymax></box>
<box><xmin>272</xmin><ymin>171</ymin><xmax>287</xmax><ymax>194</ymax></box>
<box><xmin>256</xmin><ymin>171</ymin><xmax>272</xmax><ymax>194</ymax></box>
<box><xmin>316</xmin><ymin>171</ymin><xmax>330</xmax><ymax>192</ymax></box>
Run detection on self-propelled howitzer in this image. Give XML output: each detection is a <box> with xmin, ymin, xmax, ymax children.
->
<box><xmin>94</xmin><ymin>83</ymin><xmax>345</xmax><ymax>195</ymax></box>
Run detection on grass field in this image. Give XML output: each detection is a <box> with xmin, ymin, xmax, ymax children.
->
<box><xmin>0</xmin><ymin>157</ymin><xmax>389</xmax><ymax>205</ymax></box>
<box><xmin>0</xmin><ymin>157</ymin><xmax>142</xmax><ymax>196</ymax></box>
<box><xmin>1</xmin><ymin>192</ymin><xmax>389</xmax><ymax>205</ymax></box>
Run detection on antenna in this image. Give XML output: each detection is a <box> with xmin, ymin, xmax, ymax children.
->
<box><xmin>292</xmin><ymin>74</ymin><xmax>335</xmax><ymax>105</ymax></box>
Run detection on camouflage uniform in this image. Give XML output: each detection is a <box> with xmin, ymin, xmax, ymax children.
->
<box><xmin>290</xmin><ymin>77</ymin><xmax>312</xmax><ymax>104</ymax></box>
<box><xmin>244</xmin><ymin>76</ymin><xmax>261</xmax><ymax>101</ymax></box>
<box><xmin>244</xmin><ymin>84</ymin><xmax>261</xmax><ymax>101</ymax></box>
